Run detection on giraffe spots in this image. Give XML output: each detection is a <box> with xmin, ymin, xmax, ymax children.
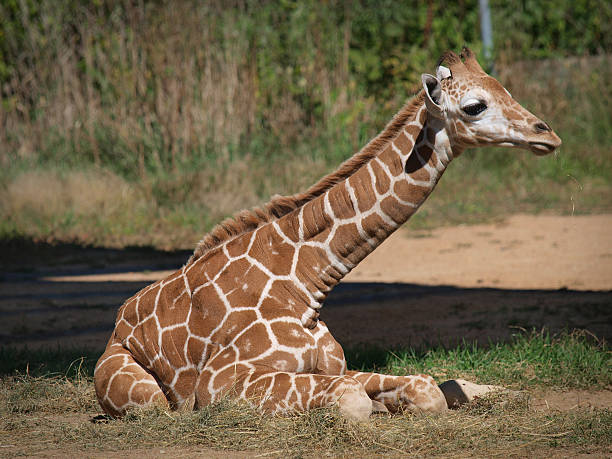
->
<box><xmin>190</xmin><ymin>285</ymin><xmax>228</xmax><ymax>337</ymax></box>
<box><xmin>302</xmin><ymin>198</ymin><xmax>332</xmax><ymax>243</ymax></box>
<box><xmin>295</xmin><ymin>246</ymin><xmax>332</xmax><ymax>294</ymax></box>
<box><xmin>113</xmin><ymin>318</ymin><xmax>133</xmax><ymax>342</ymax></box>
<box><xmin>362</xmin><ymin>213</ymin><xmax>396</xmax><ymax>240</ymax></box>
<box><xmin>125</xmin><ymin>336</ymin><xmax>150</xmax><ymax>367</ymax></box>
<box><xmin>130</xmin><ymin>380</ymin><xmax>165</xmax><ymax>406</ymax></box>
<box><xmin>161</xmin><ymin>326</ymin><xmax>189</xmax><ymax>366</ymax></box>
<box><xmin>187</xmin><ymin>337</ymin><xmax>210</xmax><ymax>367</ymax></box>
<box><xmin>296</xmin><ymin>375</ymin><xmax>313</xmax><ymax>408</ymax></box>
<box><xmin>396</xmin><ymin>129</ymin><xmax>415</xmax><ymax>154</ymax></box>
<box><xmin>248</xmin><ymin>226</ymin><xmax>294</xmax><ymax>276</ymax></box>
<box><xmin>286</xmin><ymin>387</ymin><xmax>299</xmax><ymax>408</ymax></box>
<box><xmin>328</xmin><ymin>184</ymin><xmax>356</xmax><ymax>219</ymax></box>
<box><xmin>377</xmin><ymin>146</ymin><xmax>402</xmax><ymax>176</ymax></box>
<box><xmin>234</xmin><ymin>323</ymin><xmax>272</xmax><ymax>360</ymax></box>
<box><xmin>261</xmin><ymin>280</ymin><xmax>316</xmax><ymax>321</ymax></box>
<box><xmin>269</xmin><ymin>373</ymin><xmax>293</xmax><ymax>405</ymax></box>
<box><xmin>211</xmin><ymin>309</ymin><xmax>258</xmax><ymax>345</ymax></box>
<box><xmin>349</xmin><ymin>169</ymin><xmax>376</xmax><ymax>211</ymax></box>
<box><xmin>217</xmin><ymin>258</ymin><xmax>266</xmax><ymax>300</ymax></box>
<box><xmin>419</xmin><ymin>144</ymin><xmax>435</xmax><ymax>167</ymax></box>
<box><xmin>228</xmin><ymin>273</ymin><xmax>269</xmax><ymax>309</ymax></box>
<box><xmin>315</xmin><ymin>325</ymin><xmax>345</xmax><ymax>375</ymax></box>
<box><xmin>225</xmin><ymin>234</ymin><xmax>249</xmax><ymax>258</ymax></box>
<box><xmin>151</xmin><ymin>356</ymin><xmax>176</xmax><ymax>392</ymax></box>
<box><xmin>380</xmin><ymin>196</ymin><xmax>417</xmax><ymax>224</ymax></box>
<box><xmin>259</xmin><ymin>296</ymin><xmax>295</xmax><ymax>321</ymax></box>
<box><xmin>330</xmin><ymin>223</ymin><xmax>367</xmax><ymax>264</ymax></box>
<box><xmin>138</xmin><ymin>316</ymin><xmax>160</xmax><ymax>355</ymax></box>
<box><xmin>187</xmin><ymin>249</ymin><xmax>229</xmax><ymax>288</ymax></box>
<box><xmin>107</xmin><ymin>372</ymin><xmax>134</xmax><ymax>408</ymax></box>
<box><xmin>262</xmin><ymin>350</ymin><xmax>301</xmax><ymax>372</ymax></box>
<box><xmin>426</xmin><ymin>126</ymin><xmax>436</xmax><ymax>144</ymax></box>
<box><xmin>173</xmin><ymin>367</ymin><xmax>198</xmax><ymax>399</ymax></box>
<box><xmin>404</xmin><ymin>152</ymin><xmax>431</xmax><ymax>181</ymax></box>
<box><xmin>393</xmin><ymin>179</ymin><xmax>429</xmax><ymax>204</ymax></box>
<box><xmin>137</xmin><ymin>282</ymin><xmax>160</xmax><ymax>320</ymax></box>
<box><xmin>211</xmin><ymin>345</ymin><xmax>238</xmax><ymax>369</ymax></box>
<box><xmin>417</xmin><ymin>106</ymin><xmax>427</xmax><ymax>124</ymax></box>
<box><xmin>276</xmin><ymin>214</ymin><xmax>300</xmax><ymax>243</ymax></box>
<box><xmin>212</xmin><ymin>363</ymin><xmax>250</xmax><ymax>391</ymax></box>
<box><xmin>271</xmin><ymin>321</ymin><xmax>314</xmax><ymax>349</ymax></box>
<box><xmin>244</xmin><ymin>372</ymin><xmax>274</xmax><ymax>401</ymax></box>
<box><xmin>119</xmin><ymin>298</ymin><xmax>139</xmax><ymax>327</ymax></box>
<box><xmin>370</xmin><ymin>159</ymin><xmax>390</xmax><ymax>195</ymax></box>
<box><xmin>157</xmin><ymin>289</ymin><xmax>191</xmax><ymax>328</ymax></box>
<box><xmin>404</xmin><ymin>125</ymin><xmax>421</xmax><ymax>140</ymax></box>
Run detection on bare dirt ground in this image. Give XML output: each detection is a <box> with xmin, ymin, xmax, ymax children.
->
<box><xmin>1</xmin><ymin>214</ymin><xmax>611</xmax><ymax>457</ymax></box>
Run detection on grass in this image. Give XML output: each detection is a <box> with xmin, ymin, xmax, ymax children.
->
<box><xmin>1</xmin><ymin>391</ymin><xmax>610</xmax><ymax>457</ymax></box>
<box><xmin>0</xmin><ymin>330</ymin><xmax>609</xmax><ymax>456</ymax></box>
<box><xmin>1</xmin><ymin>55</ymin><xmax>611</xmax><ymax>248</ymax></box>
<box><xmin>347</xmin><ymin>330</ymin><xmax>611</xmax><ymax>390</ymax></box>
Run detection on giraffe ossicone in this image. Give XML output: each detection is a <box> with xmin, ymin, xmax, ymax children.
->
<box><xmin>94</xmin><ymin>48</ymin><xmax>561</xmax><ymax>420</ymax></box>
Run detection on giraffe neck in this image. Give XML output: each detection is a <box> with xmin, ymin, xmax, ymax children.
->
<box><xmin>273</xmin><ymin>102</ymin><xmax>462</xmax><ymax>324</ymax></box>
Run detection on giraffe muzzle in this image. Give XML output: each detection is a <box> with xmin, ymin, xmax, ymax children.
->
<box><xmin>529</xmin><ymin>141</ymin><xmax>558</xmax><ymax>155</ymax></box>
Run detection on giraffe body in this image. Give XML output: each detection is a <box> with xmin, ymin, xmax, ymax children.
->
<box><xmin>95</xmin><ymin>49</ymin><xmax>561</xmax><ymax>419</ymax></box>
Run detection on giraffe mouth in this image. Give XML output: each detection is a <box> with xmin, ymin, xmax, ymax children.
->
<box><xmin>528</xmin><ymin>141</ymin><xmax>557</xmax><ymax>155</ymax></box>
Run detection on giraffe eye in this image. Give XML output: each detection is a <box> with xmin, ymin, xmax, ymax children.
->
<box><xmin>462</xmin><ymin>102</ymin><xmax>487</xmax><ymax>116</ymax></box>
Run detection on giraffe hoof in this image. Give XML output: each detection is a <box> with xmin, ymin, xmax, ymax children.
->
<box><xmin>438</xmin><ymin>379</ymin><xmax>505</xmax><ymax>409</ymax></box>
<box><xmin>336</xmin><ymin>386</ymin><xmax>372</xmax><ymax>421</ymax></box>
<box><xmin>371</xmin><ymin>399</ymin><xmax>389</xmax><ymax>414</ymax></box>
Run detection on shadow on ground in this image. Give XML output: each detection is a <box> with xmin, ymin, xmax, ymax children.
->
<box><xmin>1</xmin><ymin>237</ymin><xmax>610</xmax><ymax>356</ymax></box>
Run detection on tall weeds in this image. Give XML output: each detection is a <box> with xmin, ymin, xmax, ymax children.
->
<box><xmin>0</xmin><ymin>1</ymin><xmax>610</xmax><ymax>247</ymax></box>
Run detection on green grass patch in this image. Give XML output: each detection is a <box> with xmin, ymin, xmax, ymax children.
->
<box><xmin>346</xmin><ymin>330</ymin><xmax>611</xmax><ymax>390</ymax></box>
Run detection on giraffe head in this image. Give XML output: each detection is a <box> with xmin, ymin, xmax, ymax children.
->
<box><xmin>421</xmin><ymin>47</ymin><xmax>561</xmax><ymax>156</ymax></box>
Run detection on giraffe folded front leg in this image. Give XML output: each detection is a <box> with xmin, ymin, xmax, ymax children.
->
<box><xmin>346</xmin><ymin>370</ymin><xmax>447</xmax><ymax>413</ymax></box>
<box><xmin>94</xmin><ymin>342</ymin><xmax>169</xmax><ymax>417</ymax></box>
<box><xmin>195</xmin><ymin>365</ymin><xmax>372</xmax><ymax>420</ymax></box>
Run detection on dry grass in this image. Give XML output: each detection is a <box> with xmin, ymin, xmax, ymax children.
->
<box><xmin>1</xmin><ymin>332</ymin><xmax>609</xmax><ymax>456</ymax></box>
<box><xmin>0</xmin><ymin>153</ymin><xmax>331</xmax><ymax>248</ymax></box>
<box><xmin>0</xmin><ymin>378</ymin><xmax>610</xmax><ymax>457</ymax></box>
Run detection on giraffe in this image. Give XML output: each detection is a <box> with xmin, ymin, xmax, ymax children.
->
<box><xmin>94</xmin><ymin>48</ymin><xmax>561</xmax><ymax>420</ymax></box>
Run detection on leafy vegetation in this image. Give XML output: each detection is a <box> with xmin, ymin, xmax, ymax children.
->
<box><xmin>0</xmin><ymin>1</ymin><xmax>610</xmax><ymax>247</ymax></box>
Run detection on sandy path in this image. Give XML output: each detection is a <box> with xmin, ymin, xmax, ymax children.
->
<box><xmin>347</xmin><ymin>214</ymin><xmax>612</xmax><ymax>290</ymax></box>
<box><xmin>38</xmin><ymin>214</ymin><xmax>612</xmax><ymax>290</ymax></box>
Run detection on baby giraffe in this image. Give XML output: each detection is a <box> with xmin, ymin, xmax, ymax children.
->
<box><xmin>95</xmin><ymin>48</ymin><xmax>561</xmax><ymax>420</ymax></box>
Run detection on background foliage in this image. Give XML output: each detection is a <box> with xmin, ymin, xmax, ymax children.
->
<box><xmin>0</xmin><ymin>0</ymin><xmax>611</xmax><ymax>247</ymax></box>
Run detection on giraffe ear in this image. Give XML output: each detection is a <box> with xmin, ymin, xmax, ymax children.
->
<box><xmin>421</xmin><ymin>73</ymin><xmax>444</xmax><ymax>119</ymax></box>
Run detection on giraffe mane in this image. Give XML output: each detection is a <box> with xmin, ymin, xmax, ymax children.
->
<box><xmin>187</xmin><ymin>90</ymin><xmax>426</xmax><ymax>265</ymax></box>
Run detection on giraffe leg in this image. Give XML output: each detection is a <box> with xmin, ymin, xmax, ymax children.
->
<box><xmin>346</xmin><ymin>371</ymin><xmax>448</xmax><ymax>413</ymax></box>
<box><xmin>94</xmin><ymin>342</ymin><xmax>169</xmax><ymax>417</ymax></box>
<box><xmin>310</xmin><ymin>322</ymin><xmax>446</xmax><ymax>413</ymax></box>
<box><xmin>194</xmin><ymin>360</ymin><xmax>372</xmax><ymax>420</ymax></box>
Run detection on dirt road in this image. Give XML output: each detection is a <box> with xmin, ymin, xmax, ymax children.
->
<box><xmin>1</xmin><ymin>214</ymin><xmax>611</xmax><ymax>350</ymax></box>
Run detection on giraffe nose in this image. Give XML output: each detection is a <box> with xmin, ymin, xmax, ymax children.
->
<box><xmin>533</xmin><ymin>121</ymin><xmax>552</xmax><ymax>133</ymax></box>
